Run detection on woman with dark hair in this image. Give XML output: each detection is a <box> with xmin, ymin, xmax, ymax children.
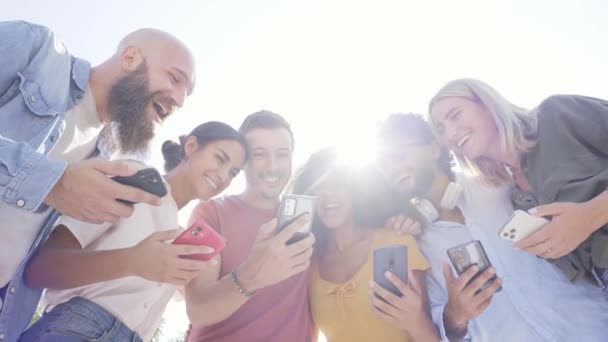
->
<box><xmin>21</xmin><ymin>121</ymin><xmax>248</xmax><ymax>342</ymax></box>
<box><xmin>291</xmin><ymin>148</ymin><xmax>438</xmax><ymax>342</ymax></box>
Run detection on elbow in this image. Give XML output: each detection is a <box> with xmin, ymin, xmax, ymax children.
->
<box><xmin>186</xmin><ymin>307</ymin><xmax>202</xmax><ymax>328</ymax></box>
<box><xmin>186</xmin><ymin>302</ymin><xmax>212</xmax><ymax>329</ymax></box>
<box><xmin>185</xmin><ymin>290</ymin><xmax>212</xmax><ymax>328</ymax></box>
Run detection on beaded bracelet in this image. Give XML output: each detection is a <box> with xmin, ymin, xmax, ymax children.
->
<box><xmin>231</xmin><ymin>268</ymin><xmax>256</xmax><ymax>297</ymax></box>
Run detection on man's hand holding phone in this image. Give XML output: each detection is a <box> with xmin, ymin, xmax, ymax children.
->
<box><xmin>236</xmin><ymin>215</ymin><xmax>315</xmax><ymax>292</ymax></box>
<box><xmin>45</xmin><ymin>160</ymin><xmax>162</xmax><ymax>224</ymax></box>
<box><xmin>127</xmin><ymin>229</ymin><xmax>216</xmax><ymax>286</ymax></box>
<box><xmin>442</xmin><ymin>263</ymin><xmax>502</xmax><ymax>337</ymax></box>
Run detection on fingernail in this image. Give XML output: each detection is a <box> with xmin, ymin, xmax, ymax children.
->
<box><xmin>385</xmin><ymin>271</ymin><xmax>392</xmax><ymax>278</ymax></box>
<box><xmin>528</xmin><ymin>208</ymin><xmax>538</xmax><ymax>214</ymax></box>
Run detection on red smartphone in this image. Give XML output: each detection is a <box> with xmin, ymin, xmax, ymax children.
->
<box><xmin>172</xmin><ymin>220</ymin><xmax>226</xmax><ymax>261</ymax></box>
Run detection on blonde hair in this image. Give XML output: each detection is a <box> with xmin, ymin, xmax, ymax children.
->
<box><xmin>428</xmin><ymin>78</ymin><xmax>537</xmax><ymax>185</ymax></box>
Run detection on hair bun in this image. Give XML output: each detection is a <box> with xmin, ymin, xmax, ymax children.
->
<box><xmin>161</xmin><ymin>139</ymin><xmax>184</xmax><ymax>172</ymax></box>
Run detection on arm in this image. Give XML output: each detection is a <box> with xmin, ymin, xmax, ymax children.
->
<box><xmin>185</xmin><ymin>200</ymin><xmax>244</xmax><ymax>326</ymax></box>
<box><xmin>185</xmin><ymin>257</ymin><xmax>249</xmax><ymax>327</ymax></box>
<box><xmin>184</xmin><ymin>199</ymin><xmax>252</xmax><ymax>326</ymax></box>
<box><xmin>408</xmin><ymin>270</ymin><xmax>440</xmax><ymax>342</ymax></box>
<box><xmin>441</xmin><ymin>264</ymin><xmax>501</xmax><ymax>341</ymax></box>
<box><xmin>586</xmin><ymin>191</ymin><xmax>608</xmax><ymax>232</ymax></box>
<box><xmin>185</xmin><ymin>216</ymin><xmax>315</xmax><ymax>328</ymax></box>
<box><xmin>25</xmin><ymin>225</ymin><xmax>214</xmax><ymax>289</ymax></box>
<box><xmin>0</xmin><ymin>21</ymin><xmax>69</xmax><ymax>211</ymax></box>
<box><xmin>516</xmin><ymin>95</ymin><xmax>608</xmax><ymax>258</ymax></box>
<box><xmin>25</xmin><ymin>225</ymin><xmax>130</xmax><ymax>289</ymax></box>
<box><xmin>426</xmin><ymin>270</ymin><xmax>466</xmax><ymax>342</ymax></box>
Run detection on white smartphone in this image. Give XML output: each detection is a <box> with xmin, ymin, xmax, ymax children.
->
<box><xmin>498</xmin><ymin>210</ymin><xmax>549</xmax><ymax>242</ymax></box>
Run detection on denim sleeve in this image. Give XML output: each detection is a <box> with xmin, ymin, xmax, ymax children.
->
<box><xmin>0</xmin><ymin>139</ymin><xmax>67</xmax><ymax>211</ymax></box>
<box><xmin>0</xmin><ymin>21</ymin><xmax>68</xmax><ymax>211</ymax></box>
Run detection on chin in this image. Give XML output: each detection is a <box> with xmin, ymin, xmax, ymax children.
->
<box><xmin>260</xmin><ymin>189</ymin><xmax>282</xmax><ymax>200</ymax></box>
<box><xmin>462</xmin><ymin>148</ymin><xmax>482</xmax><ymax>160</ymax></box>
<box><xmin>197</xmin><ymin>188</ymin><xmax>214</xmax><ymax>201</ymax></box>
<box><xmin>322</xmin><ymin>221</ymin><xmax>342</xmax><ymax>230</ymax></box>
<box><xmin>320</xmin><ymin>215</ymin><xmax>346</xmax><ymax>228</ymax></box>
<box><xmin>391</xmin><ymin>183</ymin><xmax>412</xmax><ymax>195</ymax></box>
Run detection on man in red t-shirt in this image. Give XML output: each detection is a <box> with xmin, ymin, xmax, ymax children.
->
<box><xmin>184</xmin><ymin>110</ymin><xmax>316</xmax><ymax>342</ymax></box>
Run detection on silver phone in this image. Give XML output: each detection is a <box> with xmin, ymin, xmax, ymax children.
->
<box><xmin>277</xmin><ymin>194</ymin><xmax>316</xmax><ymax>245</ymax></box>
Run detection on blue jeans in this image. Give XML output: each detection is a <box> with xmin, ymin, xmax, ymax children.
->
<box><xmin>19</xmin><ymin>297</ymin><xmax>142</xmax><ymax>342</ymax></box>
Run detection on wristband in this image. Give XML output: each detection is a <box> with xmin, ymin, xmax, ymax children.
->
<box><xmin>231</xmin><ymin>268</ymin><xmax>256</xmax><ymax>297</ymax></box>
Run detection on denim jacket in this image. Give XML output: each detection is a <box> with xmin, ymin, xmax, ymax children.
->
<box><xmin>0</xmin><ymin>20</ymin><xmax>99</xmax><ymax>342</ymax></box>
<box><xmin>0</xmin><ymin>20</ymin><xmax>90</xmax><ymax>212</ymax></box>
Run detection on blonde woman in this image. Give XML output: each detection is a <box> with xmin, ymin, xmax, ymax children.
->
<box><xmin>428</xmin><ymin>78</ymin><xmax>608</xmax><ymax>290</ymax></box>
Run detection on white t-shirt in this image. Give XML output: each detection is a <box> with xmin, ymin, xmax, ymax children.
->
<box><xmin>47</xmin><ymin>85</ymin><xmax>102</xmax><ymax>162</ymax></box>
<box><xmin>0</xmin><ymin>85</ymin><xmax>101</xmax><ymax>287</ymax></box>
<box><xmin>43</xmin><ymin>184</ymin><xmax>181</xmax><ymax>342</ymax></box>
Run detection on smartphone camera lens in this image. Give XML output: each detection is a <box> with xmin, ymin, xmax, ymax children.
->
<box><xmin>509</xmin><ymin>234</ymin><xmax>515</xmax><ymax>239</ymax></box>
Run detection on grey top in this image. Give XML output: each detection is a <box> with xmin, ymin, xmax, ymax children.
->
<box><xmin>521</xmin><ymin>94</ymin><xmax>608</xmax><ymax>282</ymax></box>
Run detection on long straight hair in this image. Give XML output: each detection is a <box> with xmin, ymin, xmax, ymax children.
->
<box><xmin>428</xmin><ymin>78</ymin><xmax>538</xmax><ymax>185</ymax></box>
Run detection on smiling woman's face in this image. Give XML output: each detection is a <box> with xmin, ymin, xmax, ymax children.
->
<box><xmin>430</xmin><ymin>96</ymin><xmax>499</xmax><ymax>160</ymax></box>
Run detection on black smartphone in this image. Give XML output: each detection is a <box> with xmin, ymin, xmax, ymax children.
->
<box><xmin>111</xmin><ymin>168</ymin><xmax>167</xmax><ymax>205</ymax></box>
<box><xmin>446</xmin><ymin>240</ymin><xmax>501</xmax><ymax>293</ymax></box>
<box><xmin>373</xmin><ymin>245</ymin><xmax>408</xmax><ymax>297</ymax></box>
<box><xmin>277</xmin><ymin>194</ymin><xmax>315</xmax><ymax>245</ymax></box>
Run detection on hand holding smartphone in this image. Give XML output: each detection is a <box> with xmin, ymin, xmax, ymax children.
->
<box><xmin>172</xmin><ymin>220</ymin><xmax>226</xmax><ymax>261</ymax></box>
<box><xmin>111</xmin><ymin>168</ymin><xmax>167</xmax><ymax>205</ymax></box>
<box><xmin>498</xmin><ymin>210</ymin><xmax>549</xmax><ymax>242</ymax></box>
<box><xmin>447</xmin><ymin>240</ymin><xmax>501</xmax><ymax>293</ymax></box>
<box><xmin>373</xmin><ymin>245</ymin><xmax>408</xmax><ymax>296</ymax></box>
<box><xmin>277</xmin><ymin>194</ymin><xmax>316</xmax><ymax>245</ymax></box>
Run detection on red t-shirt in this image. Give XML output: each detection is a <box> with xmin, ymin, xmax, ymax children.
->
<box><xmin>186</xmin><ymin>195</ymin><xmax>314</xmax><ymax>342</ymax></box>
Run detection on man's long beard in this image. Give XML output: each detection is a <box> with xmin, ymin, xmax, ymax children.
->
<box><xmin>107</xmin><ymin>61</ymin><xmax>156</xmax><ymax>155</ymax></box>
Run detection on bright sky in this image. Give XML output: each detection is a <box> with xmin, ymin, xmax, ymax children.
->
<box><xmin>4</xmin><ymin>0</ymin><xmax>607</xmax><ymax>340</ymax></box>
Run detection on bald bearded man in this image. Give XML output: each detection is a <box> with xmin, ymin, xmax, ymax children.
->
<box><xmin>0</xmin><ymin>21</ymin><xmax>195</xmax><ymax>342</ymax></box>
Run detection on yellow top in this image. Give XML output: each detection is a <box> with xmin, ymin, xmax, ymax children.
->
<box><xmin>310</xmin><ymin>229</ymin><xmax>429</xmax><ymax>342</ymax></box>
